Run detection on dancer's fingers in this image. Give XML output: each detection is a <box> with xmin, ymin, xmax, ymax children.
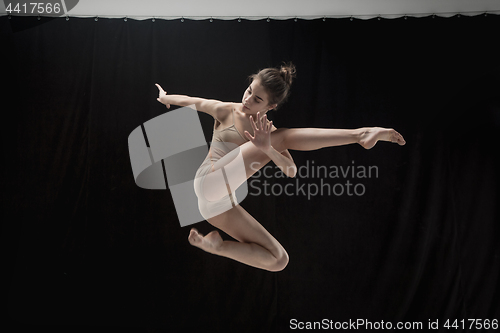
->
<box><xmin>249</xmin><ymin>116</ymin><xmax>257</xmax><ymax>131</ymax></box>
<box><xmin>254</xmin><ymin>115</ymin><xmax>261</xmax><ymax>131</ymax></box>
<box><xmin>156</xmin><ymin>84</ymin><xmax>166</xmax><ymax>96</ymax></box>
<box><xmin>244</xmin><ymin>130</ymin><xmax>254</xmax><ymax>141</ymax></box>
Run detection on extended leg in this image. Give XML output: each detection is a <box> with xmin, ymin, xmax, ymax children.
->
<box><xmin>200</xmin><ymin>127</ymin><xmax>405</xmax><ymax>202</ymax></box>
<box><xmin>281</xmin><ymin>127</ymin><xmax>405</xmax><ymax>151</ymax></box>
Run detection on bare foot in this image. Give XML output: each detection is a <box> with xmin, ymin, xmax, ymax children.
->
<box><xmin>358</xmin><ymin>127</ymin><xmax>406</xmax><ymax>149</ymax></box>
<box><xmin>188</xmin><ymin>228</ymin><xmax>223</xmax><ymax>254</ymax></box>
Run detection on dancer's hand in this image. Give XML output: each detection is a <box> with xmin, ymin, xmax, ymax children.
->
<box><xmin>244</xmin><ymin>111</ymin><xmax>273</xmax><ymax>152</ymax></box>
<box><xmin>155</xmin><ymin>83</ymin><xmax>170</xmax><ymax>109</ymax></box>
<box><xmin>358</xmin><ymin>127</ymin><xmax>406</xmax><ymax>149</ymax></box>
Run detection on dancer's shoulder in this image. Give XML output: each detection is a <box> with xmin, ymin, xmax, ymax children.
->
<box><xmin>212</xmin><ymin>101</ymin><xmax>233</xmax><ymax>124</ymax></box>
<box><xmin>197</xmin><ymin>99</ymin><xmax>232</xmax><ymax>122</ymax></box>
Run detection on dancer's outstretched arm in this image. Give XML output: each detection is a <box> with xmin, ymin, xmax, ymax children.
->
<box><xmin>155</xmin><ymin>83</ymin><xmax>230</xmax><ymax>120</ymax></box>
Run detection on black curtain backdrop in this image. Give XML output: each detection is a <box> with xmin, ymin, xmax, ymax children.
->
<box><xmin>2</xmin><ymin>14</ymin><xmax>499</xmax><ymax>332</ymax></box>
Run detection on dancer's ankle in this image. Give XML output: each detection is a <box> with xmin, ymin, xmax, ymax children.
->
<box><xmin>355</xmin><ymin>127</ymin><xmax>370</xmax><ymax>144</ymax></box>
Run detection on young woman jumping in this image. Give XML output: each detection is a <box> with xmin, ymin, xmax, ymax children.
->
<box><xmin>155</xmin><ymin>62</ymin><xmax>405</xmax><ymax>272</ymax></box>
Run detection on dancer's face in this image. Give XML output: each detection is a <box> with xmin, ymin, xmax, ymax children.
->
<box><xmin>241</xmin><ymin>79</ymin><xmax>277</xmax><ymax>115</ymax></box>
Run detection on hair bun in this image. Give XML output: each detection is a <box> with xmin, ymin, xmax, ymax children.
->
<box><xmin>280</xmin><ymin>62</ymin><xmax>296</xmax><ymax>86</ymax></box>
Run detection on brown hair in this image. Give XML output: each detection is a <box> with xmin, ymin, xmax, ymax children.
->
<box><xmin>248</xmin><ymin>61</ymin><xmax>296</xmax><ymax>110</ymax></box>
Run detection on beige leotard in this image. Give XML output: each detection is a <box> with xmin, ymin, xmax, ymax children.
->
<box><xmin>193</xmin><ymin>103</ymin><xmax>249</xmax><ymax>220</ymax></box>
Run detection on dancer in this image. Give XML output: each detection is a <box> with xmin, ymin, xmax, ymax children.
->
<box><xmin>155</xmin><ymin>62</ymin><xmax>405</xmax><ymax>272</ymax></box>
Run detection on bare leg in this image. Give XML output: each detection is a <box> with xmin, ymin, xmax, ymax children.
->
<box><xmin>281</xmin><ymin>127</ymin><xmax>405</xmax><ymax>150</ymax></box>
<box><xmin>188</xmin><ymin>205</ymin><xmax>289</xmax><ymax>272</ymax></box>
<box><xmin>201</xmin><ymin>127</ymin><xmax>405</xmax><ymax>201</ymax></box>
<box><xmin>189</xmin><ymin>127</ymin><xmax>405</xmax><ymax>270</ymax></box>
